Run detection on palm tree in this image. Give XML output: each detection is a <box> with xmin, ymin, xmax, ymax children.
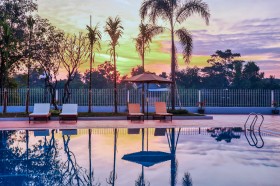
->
<box><xmin>140</xmin><ymin>0</ymin><xmax>210</xmax><ymax>109</ymax></box>
<box><xmin>86</xmin><ymin>17</ymin><xmax>101</xmax><ymax>113</ymax></box>
<box><xmin>25</xmin><ymin>15</ymin><xmax>35</xmax><ymax>113</ymax></box>
<box><xmin>135</xmin><ymin>23</ymin><xmax>164</xmax><ymax>113</ymax></box>
<box><xmin>104</xmin><ymin>16</ymin><xmax>124</xmax><ymax>113</ymax></box>
<box><xmin>135</xmin><ymin>23</ymin><xmax>164</xmax><ymax>71</ymax></box>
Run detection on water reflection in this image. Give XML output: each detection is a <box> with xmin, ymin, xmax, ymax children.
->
<box><xmin>0</xmin><ymin>128</ymin><xmax>279</xmax><ymax>185</ymax></box>
<box><xmin>106</xmin><ymin>128</ymin><xmax>118</xmax><ymax>186</ymax></box>
<box><xmin>207</xmin><ymin>127</ymin><xmax>242</xmax><ymax>143</ymax></box>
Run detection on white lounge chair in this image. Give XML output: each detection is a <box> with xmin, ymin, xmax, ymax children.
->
<box><xmin>59</xmin><ymin>104</ymin><xmax>78</xmax><ymax>123</ymax></box>
<box><xmin>153</xmin><ymin>102</ymin><xmax>173</xmax><ymax>121</ymax></box>
<box><xmin>127</xmin><ymin>103</ymin><xmax>144</xmax><ymax>121</ymax></box>
<box><xmin>29</xmin><ymin>103</ymin><xmax>51</xmax><ymax>123</ymax></box>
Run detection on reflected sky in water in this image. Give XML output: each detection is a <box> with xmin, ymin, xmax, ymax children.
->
<box><xmin>0</xmin><ymin>128</ymin><xmax>279</xmax><ymax>186</ymax></box>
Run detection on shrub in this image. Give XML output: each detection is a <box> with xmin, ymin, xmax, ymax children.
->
<box><xmin>167</xmin><ymin>109</ymin><xmax>189</xmax><ymax>114</ymax></box>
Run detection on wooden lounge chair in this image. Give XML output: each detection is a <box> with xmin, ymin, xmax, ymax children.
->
<box><xmin>153</xmin><ymin>102</ymin><xmax>173</xmax><ymax>121</ymax></box>
<box><xmin>29</xmin><ymin>103</ymin><xmax>51</xmax><ymax>123</ymax></box>
<box><xmin>59</xmin><ymin>104</ymin><xmax>78</xmax><ymax>123</ymax></box>
<box><xmin>127</xmin><ymin>103</ymin><xmax>144</xmax><ymax>121</ymax></box>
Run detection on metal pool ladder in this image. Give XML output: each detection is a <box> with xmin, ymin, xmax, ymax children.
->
<box><xmin>244</xmin><ymin>113</ymin><xmax>264</xmax><ymax>148</ymax></box>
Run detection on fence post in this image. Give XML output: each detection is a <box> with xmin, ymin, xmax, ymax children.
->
<box><xmin>127</xmin><ymin>90</ymin><xmax>130</xmax><ymax>103</ymax></box>
<box><xmin>55</xmin><ymin>90</ymin><xmax>58</xmax><ymax>102</ymax></box>
<box><xmin>198</xmin><ymin>90</ymin><xmax>201</xmax><ymax>103</ymax></box>
<box><xmin>271</xmin><ymin>90</ymin><xmax>274</xmax><ymax>107</ymax></box>
<box><xmin>3</xmin><ymin>88</ymin><xmax>7</xmax><ymax>113</ymax></box>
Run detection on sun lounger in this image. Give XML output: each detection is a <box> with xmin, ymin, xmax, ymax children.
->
<box><xmin>29</xmin><ymin>103</ymin><xmax>51</xmax><ymax>123</ymax></box>
<box><xmin>127</xmin><ymin>103</ymin><xmax>144</xmax><ymax>121</ymax></box>
<box><xmin>59</xmin><ymin>104</ymin><xmax>78</xmax><ymax>123</ymax></box>
<box><xmin>153</xmin><ymin>102</ymin><xmax>173</xmax><ymax>121</ymax></box>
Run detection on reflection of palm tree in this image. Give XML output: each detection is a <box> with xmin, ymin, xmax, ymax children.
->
<box><xmin>87</xmin><ymin>129</ymin><xmax>99</xmax><ymax>186</ymax></box>
<box><xmin>135</xmin><ymin>128</ymin><xmax>150</xmax><ymax>186</ymax></box>
<box><xmin>86</xmin><ymin>19</ymin><xmax>101</xmax><ymax>113</ymax></box>
<box><xmin>140</xmin><ymin>0</ymin><xmax>210</xmax><ymax>109</ymax></box>
<box><xmin>182</xmin><ymin>172</ymin><xmax>193</xmax><ymax>186</ymax></box>
<box><xmin>104</xmin><ymin>17</ymin><xmax>124</xmax><ymax>113</ymax></box>
<box><xmin>107</xmin><ymin>128</ymin><xmax>118</xmax><ymax>185</ymax></box>
<box><xmin>169</xmin><ymin>128</ymin><xmax>177</xmax><ymax>186</ymax></box>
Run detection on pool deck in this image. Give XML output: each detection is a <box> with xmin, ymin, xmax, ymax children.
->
<box><xmin>0</xmin><ymin>115</ymin><xmax>279</xmax><ymax>134</ymax></box>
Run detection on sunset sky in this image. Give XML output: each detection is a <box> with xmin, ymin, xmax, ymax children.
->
<box><xmin>37</xmin><ymin>0</ymin><xmax>280</xmax><ymax>78</ymax></box>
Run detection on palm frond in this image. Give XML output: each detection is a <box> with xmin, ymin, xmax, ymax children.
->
<box><xmin>176</xmin><ymin>0</ymin><xmax>210</xmax><ymax>25</ymax></box>
<box><xmin>86</xmin><ymin>24</ymin><xmax>102</xmax><ymax>51</ymax></box>
<box><xmin>104</xmin><ymin>16</ymin><xmax>123</xmax><ymax>47</ymax></box>
<box><xmin>140</xmin><ymin>0</ymin><xmax>171</xmax><ymax>24</ymax></box>
<box><xmin>175</xmin><ymin>28</ymin><xmax>192</xmax><ymax>64</ymax></box>
<box><xmin>134</xmin><ymin>23</ymin><xmax>164</xmax><ymax>61</ymax></box>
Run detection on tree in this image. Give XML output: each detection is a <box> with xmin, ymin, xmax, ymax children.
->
<box><xmin>182</xmin><ymin>172</ymin><xmax>193</xmax><ymax>186</ymax></box>
<box><xmin>86</xmin><ymin>18</ymin><xmax>101</xmax><ymax>112</ymax></box>
<box><xmin>0</xmin><ymin>0</ymin><xmax>37</xmax><ymax>88</ymax></box>
<box><xmin>140</xmin><ymin>0</ymin><xmax>210</xmax><ymax>109</ymax></box>
<box><xmin>242</xmin><ymin>61</ymin><xmax>264</xmax><ymax>88</ymax></box>
<box><xmin>159</xmin><ymin>72</ymin><xmax>168</xmax><ymax>79</ymax></box>
<box><xmin>135</xmin><ymin>23</ymin><xmax>163</xmax><ymax>112</ymax></box>
<box><xmin>207</xmin><ymin>49</ymin><xmax>241</xmax><ymax>65</ymax></box>
<box><xmin>201</xmin><ymin>64</ymin><xmax>230</xmax><ymax>88</ymax></box>
<box><xmin>25</xmin><ymin>15</ymin><xmax>35</xmax><ymax>113</ymax></box>
<box><xmin>30</xmin><ymin>16</ymin><xmax>64</xmax><ymax>110</ymax></box>
<box><xmin>59</xmin><ymin>33</ymin><xmax>88</xmax><ymax>103</ymax></box>
<box><xmin>131</xmin><ymin>65</ymin><xmax>144</xmax><ymax>76</ymax></box>
<box><xmin>104</xmin><ymin>16</ymin><xmax>124</xmax><ymax>113</ymax></box>
<box><xmin>84</xmin><ymin>61</ymin><xmax>121</xmax><ymax>89</ymax></box>
<box><xmin>176</xmin><ymin>67</ymin><xmax>201</xmax><ymax>88</ymax></box>
<box><xmin>135</xmin><ymin>23</ymin><xmax>163</xmax><ymax>71</ymax></box>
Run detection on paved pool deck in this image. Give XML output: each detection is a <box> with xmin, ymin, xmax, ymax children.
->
<box><xmin>0</xmin><ymin>115</ymin><xmax>279</xmax><ymax>134</ymax></box>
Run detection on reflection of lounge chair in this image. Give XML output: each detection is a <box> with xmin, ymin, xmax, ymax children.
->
<box><xmin>29</xmin><ymin>103</ymin><xmax>51</xmax><ymax>123</ymax></box>
<box><xmin>33</xmin><ymin>130</ymin><xmax>50</xmax><ymax>137</ymax></box>
<box><xmin>59</xmin><ymin>104</ymin><xmax>78</xmax><ymax>123</ymax></box>
<box><xmin>127</xmin><ymin>103</ymin><xmax>144</xmax><ymax>121</ymax></box>
<box><xmin>61</xmin><ymin>129</ymin><xmax>78</xmax><ymax>135</ymax></box>
<box><xmin>154</xmin><ymin>128</ymin><xmax>166</xmax><ymax>136</ymax></box>
<box><xmin>128</xmin><ymin>128</ymin><xmax>140</xmax><ymax>134</ymax></box>
<box><xmin>153</xmin><ymin>102</ymin><xmax>173</xmax><ymax>121</ymax></box>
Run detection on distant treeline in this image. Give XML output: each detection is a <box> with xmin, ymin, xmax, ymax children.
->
<box><xmin>12</xmin><ymin>50</ymin><xmax>280</xmax><ymax>90</ymax></box>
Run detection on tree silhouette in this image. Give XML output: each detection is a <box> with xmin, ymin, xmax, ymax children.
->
<box><xmin>182</xmin><ymin>172</ymin><xmax>193</xmax><ymax>186</ymax></box>
<box><xmin>104</xmin><ymin>16</ymin><xmax>124</xmax><ymax>113</ymax></box>
<box><xmin>0</xmin><ymin>0</ymin><xmax>37</xmax><ymax>89</ymax></box>
<box><xmin>30</xmin><ymin>16</ymin><xmax>64</xmax><ymax>110</ymax></box>
<box><xmin>135</xmin><ymin>23</ymin><xmax>163</xmax><ymax>71</ymax></box>
<box><xmin>59</xmin><ymin>33</ymin><xmax>88</xmax><ymax>103</ymax></box>
<box><xmin>86</xmin><ymin>18</ymin><xmax>101</xmax><ymax>113</ymax></box>
<box><xmin>140</xmin><ymin>0</ymin><xmax>210</xmax><ymax>109</ymax></box>
<box><xmin>25</xmin><ymin>15</ymin><xmax>35</xmax><ymax>113</ymax></box>
<box><xmin>135</xmin><ymin>23</ymin><xmax>163</xmax><ymax>112</ymax></box>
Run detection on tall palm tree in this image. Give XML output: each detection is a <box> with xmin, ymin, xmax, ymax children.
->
<box><xmin>140</xmin><ymin>0</ymin><xmax>210</xmax><ymax>109</ymax></box>
<box><xmin>25</xmin><ymin>15</ymin><xmax>35</xmax><ymax>113</ymax></box>
<box><xmin>104</xmin><ymin>16</ymin><xmax>124</xmax><ymax>113</ymax></box>
<box><xmin>135</xmin><ymin>23</ymin><xmax>164</xmax><ymax>70</ymax></box>
<box><xmin>86</xmin><ymin>17</ymin><xmax>101</xmax><ymax>113</ymax></box>
<box><xmin>135</xmin><ymin>23</ymin><xmax>164</xmax><ymax>113</ymax></box>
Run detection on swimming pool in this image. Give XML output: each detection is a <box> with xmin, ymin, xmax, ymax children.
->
<box><xmin>0</xmin><ymin>127</ymin><xmax>279</xmax><ymax>186</ymax></box>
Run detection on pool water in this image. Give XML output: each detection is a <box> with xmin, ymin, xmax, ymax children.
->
<box><xmin>0</xmin><ymin>128</ymin><xmax>279</xmax><ymax>186</ymax></box>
